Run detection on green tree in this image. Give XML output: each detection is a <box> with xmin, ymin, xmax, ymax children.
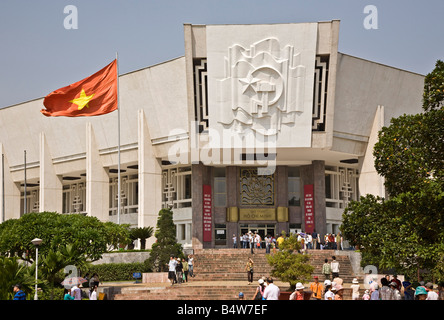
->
<box><xmin>130</xmin><ymin>226</ymin><xmax>154</xmax><ymax>250</ymax></box>
<box><xmin>341</xmin><ymin>60</ymin><xmax>444</xmax><ymax>280</ymax></box>
<box><xmin>266</xmin><ymin>233</ymin><xmax>314</xmax><ymax>290</ymax></box>
<box><xmin>0</xmin><ymin>212</ymin><xmax>131</xmax><ymax>263</ymax></box>
<box><xmin>0</xmin><ymin>256</ymin><xmax>34</xmax><ymax>300</ymax></box>
<box><xmin>147</xmin><ymin>208</ymin><xmax>184</xmax><ymax>272</ymax></box>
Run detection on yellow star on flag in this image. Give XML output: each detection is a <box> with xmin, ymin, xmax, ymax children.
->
<box><xmin>69</xmin><ymin>89</ymin><xmax>95</xmax><ymax>110</ymax></box>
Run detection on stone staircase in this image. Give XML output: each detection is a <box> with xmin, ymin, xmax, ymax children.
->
<box><xmin>112</xmin><ymin>248</ymin><xmax>362</xmax><ymax>300</ymax></box>
<box><xmin>192</xmin><ymin>248</ymin><xmax>356</xmax><ymax>283</ymax></box>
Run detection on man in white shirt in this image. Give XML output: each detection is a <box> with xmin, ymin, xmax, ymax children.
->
<box><xmin>330</xmin><ymin>256</ymin><xmax>340</xmax><ymax>278</ymax></box>
<box><xmin>425</xmin><ymin>282</ymin><xmax>439</xmax><ymax>300</ymax></box>
<box><xmin>263</xmin><ymin>278</ymin><xmax>280</xmax><ymax>300</ymax></box>
<box><xmin>167</xmin><ymin>255</ymin><xmax>177</xmax><ymax>286</ymax></box>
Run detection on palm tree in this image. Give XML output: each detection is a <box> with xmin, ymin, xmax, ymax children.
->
<box><xmin>130</xmin><ymin>227</ymin><xmax>154</xmax><ymax>250</ymax></box>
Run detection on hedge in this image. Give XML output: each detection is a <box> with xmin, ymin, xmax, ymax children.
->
<box><xmin>83</xmin><ymin>261</ymin><xmax>152</xmax><ymax>282</ymax></box>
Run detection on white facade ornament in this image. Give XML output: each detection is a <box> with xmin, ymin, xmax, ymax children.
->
<box><xmin>207</xmin><ymin>23</ymin><xmax>317</xmax><ymax>147</ymax></box>
<box><xmin>218</xmin><ymin>38</ymin><xmax>306</xmax><ymax>136</ymax></box>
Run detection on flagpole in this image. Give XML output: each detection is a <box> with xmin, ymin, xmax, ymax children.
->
<box><xmin>24</xmin><ymin>150</ymin><xmax>27</xmax><ymax>215</ymax></box>
<box><xmin>116</xmin><ymin>53</ymin><xmax>121</xmax><ymax>225</ymax></box>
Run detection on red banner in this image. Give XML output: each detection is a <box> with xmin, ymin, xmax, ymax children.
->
<box><xmin>203</xmin><ymin>184</ymin><xmax>212</xmax><ymax>242</ymax></box>
<box><xmin>304</xmin><ymin>184</ymin><xmax>315</xmax><ymax>233</ymax></box>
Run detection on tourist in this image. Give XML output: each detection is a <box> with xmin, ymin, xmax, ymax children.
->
<box><xmin>370</xmin><ymin>283</ymin><xmax>380</xmax><ymax>300</ymax></box>
<box><xmin>182</xmin><ymin>258</ymin><xmax>189</xmax><ymax>282</ymax></box>
<box><xmin>263</xmin><ymin>277</ymin><xmax>280</xmax><ymax>300</ymax></box>
<box><xmin>245</xmin><ymin>258</ymin><xmax>254</xmax><ymax>285</ymax></box>
<box><xmin>323</xmin><ymin>280</ymin><xmax>334</xmax><ymax>300</ymax></box>
<box><xmin>362</xmin><ymin>289</ymin><xmax>370</xmax><ymax>300</ymax></box>
<box><xmin>188</xmin><ymin>254</ymin><xmax>194</xmax><ymax>278</ymax></box>
<box><xmin>336</xmin><ymin>233</ymin><xmax>343</xmax><ymax>250</ymax></box>
<box><xmin>12</xmin><ymin>284</ymin><xmax>26</xmax><ymax>300</ymax></box>
<box><xmin>402</xmin><ymin>275</ymin><xmax>414</xmax><ymax>300</ymax></box>
<box><xmin>232</xmin><ymin>234</ymin><xmax>237</xmax><ymax>248</ymax></box>
<box><xmin>255</xmin><ymin>233</ymin><xmax>261</xmax><ymax>249</ymax></box>
<box><xmin>71</xmin><ymin>284</ymin><xmax>82</xmax><ymax>300</ymax></box>
<box><xmin>438</xmin><ymin>282</ymin><xmax>444</xmax><ymax>300</ymax></box>
<box><xmin>63</xmin><ymin>288</ymin><xmax>74</xmax><ymax>300</ymax></box>
<box><xmin>249</xmin><ymin>232</ymin><xmax>255</xmax><ymax>254</ymax></box>
<box><xmin>322</xmin><ymin>258</ymin><xmax>332</xmax><ymax>281</ymax></box>
<box><xmin>425</xmin><ymin>282</ymin><xmax>438</xmax><ymax>300</ymax></box>
<box><xmin>306</xmin><ymin>233</ymin><xmax>313</xmax><ymax>249</ymax></box>
<box><xmin>265</xmin><ymin>234</ymin><xmax>271</xmax><ymax>254</ymax></box>
<box><xmin>350</xmin><ymin>278</ymin><xmax>360</xmax><ymax>300</ymax></box>
<box><xmin>238</xmin><ymin>292</ymin><xmax>244</xmax><ymax>300</ymax></box>
<box><xmin>312</xmin><ymin>229</ymin><xmax>319</xmax><ymax>249</ymax></box>
<box><xmin>253</xmin><ymin>279</ymin><xmax>266</xmax><ymax>300</ymax></box>
<box><xmin>290</xmin><ymin>283</ymin><xmax>305</xmax><ymax>300</ymax></box>
<box><xmin>389</xmin><ymin>281</ymin><xmax>401</xmax><ymax>300</ymax></box>
<box><xmin>334</xmin><ymin>284</ymin><xmax>344</xmax><ymax>300</ymax></box>
<box><xmin>309</xmin><ymin>276</ymin><xmax>323</xmax><ymax>300</ymax></box>
<box><xmin>276</xmin><ymin>233</ymin><xmax>285</xmax><ymax>250</ymax></box>
<box><xmin>176</xmin><ymin>257</ymin><xmax>184</xmax><ymax>284</ymax></box>
<box><xmin>89</xmin><ymin>285</ymin><xmax>98</xmax><ymax>300</ymax></box>
<box><xmin>330</xmin><ymin>256</ymin><xmax>340</xmax><ymax>279</ymax></box>
<box><xmin>379</xmin><ymin>278</ymin><xmax>392</xmax><ymax>300</ymax></box>
<box><xmin>415</xmin><ymin>286</ymin><xmax>428</xmax><ymax>300</ymax></box>
<box><xmin>391</xmin><ymin>274</ymin><xmax>402</xmax><ymax>292</ymax></box>
<box><xmin>167</xmin><ymin>255</ymin><xmax>177</xmax><ymax>286</ymax></box>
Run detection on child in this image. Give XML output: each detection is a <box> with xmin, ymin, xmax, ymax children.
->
<box><xmin>351</xmin><ymin>278</ymin><xmax>361</xmax><ymax>300</ymax></box>
<box><xmin>362</xmin><ymin>289</ymin><xmax>370</xmax><ymax>300</ymax></box>
<box><xmin>290</xmin><ymin>283</ymin><xmax>305</xmax><ymax>300</ymax></box>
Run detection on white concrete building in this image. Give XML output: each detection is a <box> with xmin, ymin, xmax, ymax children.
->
<box><xmin>0</xmin><ymin>21</ymin><xmax>424</xmax><ymax>250</ymax></box>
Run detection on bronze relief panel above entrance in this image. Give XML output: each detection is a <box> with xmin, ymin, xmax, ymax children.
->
<box><xmin>240</xmin><ymin>167</ymin><xmax>274</xmax><ymax>206</ymax></box>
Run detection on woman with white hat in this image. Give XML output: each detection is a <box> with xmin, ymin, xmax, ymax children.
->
<box><xmin>324</xmin><ymin>280</ymin><xmax>335</xmax><ymax>300</ymax></box>
<box><xmin>253</xmin><ymin>278</ymin><xmax>266</xmax><ymax>300</ymax></box>
<box><xmin>351</xmin><ymin>278</ymin><xmax>360</xmax><ymax>300</ymax></box>
<box><xmin>289</xmin><ymin>283</ymin><xmax>305</xmax><ymax>300</ymax></box>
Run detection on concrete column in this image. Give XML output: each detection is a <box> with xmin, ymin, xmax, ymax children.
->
<box><xmin>138</xmin><ymin>109</ymin><xmax>162</xmax><ymax>248</ymax></box>
<box><xmin>0</xmin><ymin>144</ymin><xmax>20</xmax><ymax>221</ymax></box>
<box><xmin>275</xmin><ymin>166</ymin><xmax>289</xmax><ymax>234</ymax></box>
<box><xmin>86</xmin><ymin>123</ymin><xmax>109</xmax><ymax>221</ymax></box>
<box><xmin>191</xmin><ymin>163</ymin><xmax>211</xmax><ymax>249</ymax></box>
<box><xmin>359</xmin><ymin>105</ymin><xmax>385</xmax><ymax>197</ymax></box>
<box><xmin>313</xmin><ymin>160</ymin><xmax>327</xmax><ymax>237</ymax></box>
<box><xmin>300</xmin><ymin>161</ymin><xmax>327</xmax><ymax>237</ymax></box>
<box><xmin>226</xmin><ymin>166</ymin><xmax>238</xmax><ymax>247</ymax></box>
<box><xmin>39</xmin><ymin>133</ymin><xmax>63</xmax><ymax>213</ymax></box>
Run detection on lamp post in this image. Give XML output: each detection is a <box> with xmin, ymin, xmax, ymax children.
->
<box><xmin>31</xmin><ymin>238</ymin><xmax>42</xmax><ymax>300</ymax></box>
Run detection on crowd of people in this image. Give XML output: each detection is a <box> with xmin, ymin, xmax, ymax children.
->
<box><xmin>243</xmin><ymin>255</ymin><xmax>444</xmax><ymax>300</ymax></box>
<box><xmin>234</xmin><ymin>230</ymin><xmax>346</xmax><ymax>253</ymax></box>
<box><xmin>167</xmin><ymin>254</ymin><xmax>195</xmax><ymax>286</ymax></box>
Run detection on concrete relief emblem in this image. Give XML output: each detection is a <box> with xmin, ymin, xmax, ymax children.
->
<box><xmin>218</xmin><ymin>38</ymin><xmax>306</xmax><ymax>136</ymax></box>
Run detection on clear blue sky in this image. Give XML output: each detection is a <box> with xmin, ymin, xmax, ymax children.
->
<box><xmin>1</xmin><ymin>0</ymin><xmax>443</xmax><ymax>108</ymax></box>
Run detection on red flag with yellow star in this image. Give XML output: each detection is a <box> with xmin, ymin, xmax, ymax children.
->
<box><xmin>41</xmin><ymin>59</ymin><xmax>117</xmax><ymax>117</ymax></box>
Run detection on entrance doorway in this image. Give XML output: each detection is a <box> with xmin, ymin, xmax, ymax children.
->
<box><xmin>239</xmin><ymin>223</ymin><xmax>275</xmax><ymax>248</ymax></box>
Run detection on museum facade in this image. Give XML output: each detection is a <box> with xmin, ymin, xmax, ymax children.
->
<box><xmin>0</xmin><ymin>21</ymin><xmax>425</xmax><ymax>250</ymax></box>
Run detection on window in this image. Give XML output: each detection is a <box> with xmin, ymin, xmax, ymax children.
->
<box><xmin>62</xmin><ymin>182</ymin><xmax>86</xmax><ymax>214</ymax></box>
<box><xmin>109</xmin><ymin>174</ymin><xmax>139</xmax><ymax>216</ymax></box>
<box><xmin>325</xmin><ymin>166</ymin><xmax>359</xmax><ymax>209</ymax></box>
<box><xmin>288</xmin><ymin>167</ymin><xmax>301</xmax><ymax>206</ymax></box>
<box><xmin>214</xmin><ymin>167</ymin><xmax>226</xmax><ymax>207</ymax></box>
<box><xmin>162</xmin><ymin>166</ymin><xmax>192</xmax><ymax>209</ymax></box>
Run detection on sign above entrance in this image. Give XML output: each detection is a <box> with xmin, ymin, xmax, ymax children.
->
<box><xmin>239</xmin><ymin>208</ymin><xmax>276</xmax><ymax>221</ymax></box>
